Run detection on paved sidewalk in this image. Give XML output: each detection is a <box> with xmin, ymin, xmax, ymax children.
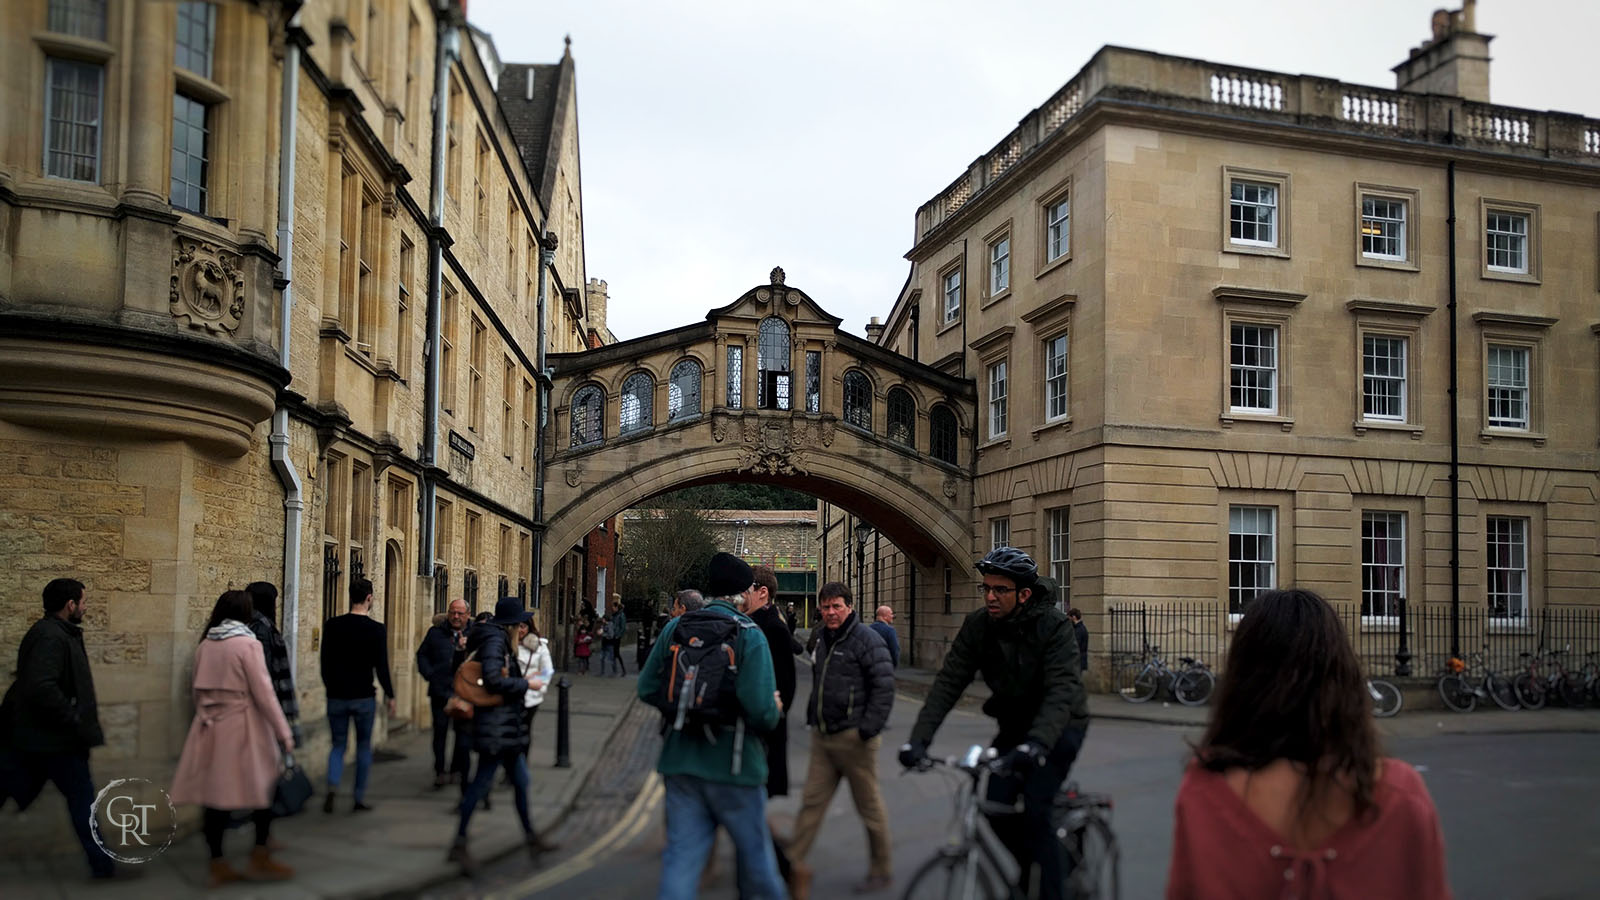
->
<box><xmin>893</xmin><ymin>665</ymin><xmax>1600</xmax><ymax>740</ymax></box>
<box><xmin>2</xmin><ymin>672</ymin><xmax>640</xmax><ymax>900</ymax></box>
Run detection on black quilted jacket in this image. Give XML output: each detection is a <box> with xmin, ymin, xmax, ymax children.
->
<box><xmin>459</xmin><ymin>623</ymin><xmax>530</xmax><ymax>755</ymax></box>
<box><xmin>804</xmin><ymin>613</ymin><xmax>895</xmax><ymax>739</ymax></box>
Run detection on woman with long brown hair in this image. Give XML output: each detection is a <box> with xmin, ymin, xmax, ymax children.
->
<box><xmin>1166</xmin><ymin>588</ymin><xmax>1451</xmax><ymax>899</ymax></box>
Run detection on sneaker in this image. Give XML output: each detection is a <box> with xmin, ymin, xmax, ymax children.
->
<box><xmin>352</xmin><ymin>801</ymin><xmax>374</xmax><ymax>813</ymax></box>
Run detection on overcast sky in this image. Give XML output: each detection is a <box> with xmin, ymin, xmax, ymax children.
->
<box><xmin>466</xmin><ymin>0</ymin><xmax>1598</xmax><ymax>343</ymax></box>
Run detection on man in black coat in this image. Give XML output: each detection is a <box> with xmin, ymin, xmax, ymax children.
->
<box><xmin>743</xmin><ymin>567</ymin><xmax>798</xmax><ymax>892</ymax></box>
<box><xmin>416</xmin><ymin>598</ymin><xmax>471</xmax><ymax>788</ymax></box>
<box><xmin>0</xmin><ymin>578</ymin><xmax>117</xmax><ymax>878</ymax></box>
<box><xmin>787</xmin><ymin>581</ymin><xmax>896</xmax><ymax>895</ymax></box>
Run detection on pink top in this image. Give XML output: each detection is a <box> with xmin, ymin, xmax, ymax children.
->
<box><xmin>1166</xmin><ymin>758</ymin><xmax>1451</xmax><ymax>900</ymax></box>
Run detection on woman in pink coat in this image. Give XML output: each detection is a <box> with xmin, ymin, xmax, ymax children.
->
<box><xmin>170</xmin><ymin>590</ymin><xmax>295</xmax><ymax>887</ymax></box>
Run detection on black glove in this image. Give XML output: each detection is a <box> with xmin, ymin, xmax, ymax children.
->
<box><xmin>1001</xmin><ymin>741</ymin><xmax>1047</xmax><ymax>773</ymax></box>
<box><xmin>898</xmin><ymin>739</ymin><xmax>929</xmax><ymax>769</ymax></box>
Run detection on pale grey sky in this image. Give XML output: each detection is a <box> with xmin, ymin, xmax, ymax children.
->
<box><xmin>467</xmin><ymin>0</ymin><xmax>1597</xmax><ymax>342</ymax></box>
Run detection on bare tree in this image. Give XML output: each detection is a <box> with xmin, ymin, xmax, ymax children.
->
<box><xmin>620</xmin><ymin>503</ymin><xmax>723</xmax><ymax>616</ymax></box>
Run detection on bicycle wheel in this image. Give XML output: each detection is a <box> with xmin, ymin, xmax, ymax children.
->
<box><xmin>1486</xmin><ymin>672</ymin><xmax>1519</xmax><ymax>711</ymax></box>
<box><xmin>1063</xmin><ymin>816</ymin><xmax>1120</xmax><ymax>900</ymax></box>
<box><xmin>1173</xmin><ymin>669</ymin><xmax>1214</xmax><ymax>707</ymax></box>
<box><xmin>1437</xmin><ymin>674</ymin><xmax>1476</xmax><ymax>713</ymax></box>
<box><xmin>1558</xmin><ymin>674</ymin><xmax>1588</xmax><ymax>709</ymax></box>
<box><xmin>901</xmin><ymin>847</ymin><xmax>1001</xmax><ymax>900</ymax></box>
<box><xmin>1119</xmin><ymin>664</ymin><xmax>1158</xmax><ymax>703</ymax></box>
<box><xmin>1513</xmin><ymin>672</ymin><xmax>1546</xmax><ymax>710</ymax></box>
<box><xmin>1369</xmin><ymin>679</ymin><xmax>1402</xmax><ymax>718</ymax></box>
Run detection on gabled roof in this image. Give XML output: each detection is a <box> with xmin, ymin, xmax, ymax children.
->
<box><xmin>497</xmin><ymin>48</ymin><xmax>573</xmax><ymax>211</ymax></box>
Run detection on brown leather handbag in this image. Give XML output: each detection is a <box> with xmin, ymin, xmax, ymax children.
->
<box><xmin>446</xmin><ymin>649</ymin><xmax>506</xmax><ymax>720</ymax></box>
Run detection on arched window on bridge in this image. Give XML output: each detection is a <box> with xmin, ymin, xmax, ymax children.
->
<box><xmin>668</xmin><ymin>359</ymin><xmax>702</xmax><ymax>420</ymax></box>
<box><xmin>757</xmin><ymin>316</ymin><xmax>791</xmax><ymax>410</ymax></box>
<box><xmin>843</xmin><ymin>369</ymin><xmax>873</xmax><ymax>431</ymax></box>
<box><xmin>620</xmin><ymin>372</ymin><xmax>653</xmax><ymax>434</ymax></box>
<box><xmin>887</xmin><ymin>387</ymin><xmax>915</xmax><ymax>447</ymax></box>
<box><xmin>930</xmin><ymin>404</ymin><xmax>958</xmax><ymax>464</ymax></box>
<box><xmin>570</xmin><ymin>384</ymin><xmax>603</xmax><ymax>447</ymax></box>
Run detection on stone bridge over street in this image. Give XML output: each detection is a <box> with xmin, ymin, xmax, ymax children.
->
<box><xmin>540</xmin><ymin>269</ymin><xmax>978</xmax><ymax>587</ymax></box>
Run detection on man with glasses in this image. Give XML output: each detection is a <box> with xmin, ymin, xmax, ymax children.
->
<box><xmin>898</xmin><ymin>547</ymin><xmax>1088</xmax><ymax>900</ymax></box>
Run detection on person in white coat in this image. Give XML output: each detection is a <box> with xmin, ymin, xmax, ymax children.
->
<box><xmin>516</xmin><ymin>622</ymin><xmax>555</xmax><ymax>761</ymax></box>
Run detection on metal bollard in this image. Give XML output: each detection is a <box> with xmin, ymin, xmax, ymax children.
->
<box><xmin>555</xmin><ymin>676</ymin><xmax>572</xmax><ymax>768</ymax></box>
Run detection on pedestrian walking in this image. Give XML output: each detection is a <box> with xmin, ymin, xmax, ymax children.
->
<box><xmin>869</xmin><ymin>604</ymin><xmax>901</xmax><ymax>668</ymax></box>
<box><xmin>788</xmin><ymin>581</ymin><xmax>896</xmax><ymax>894</ymax></box>
<box><xmin>515</xmin><ymin>620</ymin><xmax>555</xmax><ymax>759</ymax></box>
<box><xmin>602</xmin><ymin>594</ymin><xmax>628</xmax><ymax>676</ymax></box>
<box><xmin>0</xmin><ymin>578</ymin><xmax>121</xmax><ymax>880</ymax></box>
<box><xmin>743</xmin><ymin>566</ymin><xmax>803</xmax><ymax>895</ymax></box>
<box><xmin>637</xmin><ymin>552</ymin><xmax>786</xmax><ymax>900</ymax></box>
<box><xmin>170</xmin><ymin>590</ymin><xmax>296</xmax><ymax>887</ymax></box>
<box><xmin>573</xmin><ymin>621</ymin><xmax>594</xmax><ymax>673</ymax></box>
<box><xmin>1166</xmin><ymin>588</ymin><xmax>1451</xmax><ymax>899</ymax></box>
<box><xmin>447</xmin><ymin>597</ymin><xmax>558</xmax><ymax>873</ymax></box>
<box><xmin>783</xmin><ymin>602</ymin><xmax>798</xmax><ymax>635</ymax></box>
<box><xmin>319</xmin><ymin>576</ymin><xmax>396</xmax><ymax>813</ymax></box>
<box><xmin>1067</xmin><ymin>607</ymin><xmax>1088</xmax><ymax>674</ymax></box>
<box><xmin>245</xmin><ymin>582</ymin><xmax>301</xmax><ymax>746</ymax></box>
<box><xmin>417</xmin><ymin>598</ymin><xmax>472</xmax><ymax>789</ymax></box>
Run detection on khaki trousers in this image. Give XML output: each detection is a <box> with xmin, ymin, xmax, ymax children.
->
<box><xmin>788</xmin><ymin>729</ymin><xmax>892</xmax><ymax>878</ymax></box>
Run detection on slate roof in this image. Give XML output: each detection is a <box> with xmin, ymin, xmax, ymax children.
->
<box><xmin>497</xmin><ymin>60</ymin><xmax>565</xmax><ymax>210</ymax></box>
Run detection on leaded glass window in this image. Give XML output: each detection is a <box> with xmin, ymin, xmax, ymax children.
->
<box><xmin>843</xmin><ymin>370</ymin><xmax>872</xmax><ymax>431</ymax></box>
<box><xmin>805</xmin><ymin>350</ymin><xmax>821</xmax><ymax>413</ymax></box>
<box><xmin>570</xmin><ymin>385</ymin><xmax>603</xmax><ymax>446</ymax></box>
<box><xmin>930</xmin><ymin>406</ymin><xmax>957</xmax><ymax>464</ymax></box>
<box><xmin>727</xmin><ymin>345</ymin><xmax>742</xmax><ymax>408</ymax></box>
<box><xmin>669</xmin><ymin>359</ymin><xmax>701</xmax><ymax>420</ymax></box>
<box><xmin>757</xmin><ymin>317</ymin><xmax>791</xmax><ymax>409</ymax></box>
<box><xmin>886</xmin><ymin>387</ymin><xmax>914</xmax><ymax>446</ymax></box>
<box><xmin>620</xmin><ymin>372</ymin><xmax>653</xmax><ymax>434</ymax></box>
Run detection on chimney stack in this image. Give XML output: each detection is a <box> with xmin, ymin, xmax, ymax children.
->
<box><xmin>1392</xmin><ymin>0</ymin><xmax>1492</xmax><ymax>103</ymax></box>
<box><xmin>586</xmin><ymin>278</ymin><xmax>609</xmax><ymax>336</ymax></box>
<box><xmin>865</xmin><ymin>316</ymin><xmax>885</xmax><ymax>343</ymax></box>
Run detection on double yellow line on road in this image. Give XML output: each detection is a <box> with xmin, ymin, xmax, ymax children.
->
<box><xmin>483</xmin><ymin>771</ymin><xmax>664</xmax><ymax>899</ymax></box>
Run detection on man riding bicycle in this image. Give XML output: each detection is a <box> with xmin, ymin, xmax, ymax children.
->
<box><xmin>899</xmin><ymin>547</ymin><xmax>1090</xmax><ymax>900</ymax></box>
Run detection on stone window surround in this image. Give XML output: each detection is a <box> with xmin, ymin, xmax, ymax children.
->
<box><xmin>1346</xmin><ymin>300</ymin><xmax>1431</xmax><ymax>439</ymax></box>
<box><xmin>971</xmin><ymin>324</ymin><xmax>1014</xmax><ymax>447</ymax></box>
<box><xmin>1218</xmin><ymin>491</ymin><xmax>1293</xmax><ymax>623</ymax></box>
<box><xmin>1354</xmin><ymin>183</ymin><xmax>1422</xmax><ymax>272</ymax></box>
<box><xmin>983</xmin><ymin>218</ymin><xmax>1013</xmax><ymax>307</ymax></box>
<box><xmin>1215</xmin><ymin>287</ymin><xmax>1303</xmax><ymax>431</ymax></box>
<box><xmin>1473</xmin><ymin>311</ymin><xmax>1554</xmax><ymax>446</ymax></box>
<box><xmin>1352</xmin><ymin>498</ymin><xmax>1423</xmax><ymax>627</ymax></box>
<box><xmin>1021</xmin><ymin>294</ymin><xmax>1075</xmax><ymax>438</ymax></box>
<box><xmin>1038</xmin><ymin>176</ymin><xmax>1072</xmax><ymax>275</ymax></box>
<box><xmin>1481</xmin><ymin>503</ymin><xmax>1544</xmax><ymax>629</ymax></box>
<box><xmin>937</xmin><ymin>256</ymin><xmax>964</xmax><ymax>333</ymax></box>
<box><xmin>1221</xmin><ymin>166</ymin><xmax>1291</xmax><ymax>259</ymax></box>
<box><xmin>1480</xmin><ymin>198</ymin><xmax>1541</xmax><ymax>285</ymax></box>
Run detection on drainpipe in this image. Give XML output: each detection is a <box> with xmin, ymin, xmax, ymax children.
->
<box><xmin>1447</xmin><ymin>160</ymin><xmax>1461</xmax><ymax>660</ymax></box>
<box><xmin>271</xmin><ymin>11</ymin><xmax>305</xmax><ymax>671</ymax></box>
<box><xmin>421</xmin><ymin>7</ymin><xmax>459</xmax><ymax>576</ymax></box>
<box><xmin>532</xmin><ymin>233</ymin><xmax>556</xmax><ymax>610</ymax></box>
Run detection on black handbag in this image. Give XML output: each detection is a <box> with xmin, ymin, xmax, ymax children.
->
<box><xmin>270</xmin><ymin>752</ymin><xmax>313</xmax><ymax>817</ymax></box>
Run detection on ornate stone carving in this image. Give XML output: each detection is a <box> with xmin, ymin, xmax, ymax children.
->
<box><xmin>943</xmin><ymin>476</ymin><xmax>958</xmax><ymax>500</ymax></box>
<box><xmin>770</xmin><ymin>266</ymin><xmax>786</xmax><ymax>285</ymax></box>
<box><xmin>736</xmin><ymin>416</ymin><xmax>810</xmax><ymax>476</ymax></box>
<box><xmin>170</xmin><ymin>238</ymin><xmax>246</xmax><ymax>335</ymax></box>
<box><xmin>564</xmin><ymin>466</ymin><xmax>582</xmax><ymax>487</ymax></box>
<box><xmin>818</xmin><ymin>417</ymin><xmax>836</xmax><ymax>447</ymax></box>
<box><xmin>710</xmin><ymin>413</ymin><xmax>728</xmax><ymax>443</ymax></box>
<box><xmin>756</xmin><ymin>287</ymin><xmax>771</xmax><ymax>304</ymax></box>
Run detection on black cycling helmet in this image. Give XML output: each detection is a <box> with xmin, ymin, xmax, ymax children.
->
<box><xmin>976</xmin><ymin>547</ymin><xmax>1038</xmax><ymax>588</ymax></box>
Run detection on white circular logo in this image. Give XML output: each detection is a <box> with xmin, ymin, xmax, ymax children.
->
<box><xmin>90</xmin><ymin>778</ymin><xmax>178</xmax><ymax>864</ymax></box>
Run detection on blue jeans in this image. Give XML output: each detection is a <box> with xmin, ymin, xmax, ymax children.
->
<box><xmin>12</xmin><ymin>751</ymin><xmax>115</xmax><ymax>876</ymax></box>
<box><xmin>660</xmin><ymin>775</ymin><xmax>784</xmax><ymax>900</ymax></box>
<box><xmin>326</xmin><ymin>696</ymin><xmax>376</xmax><ymax>802</ymax></box>
<box><xmin>456</xmin><ymin>749</ymin><xmax>532</xmax><ymax>839</ymax></box>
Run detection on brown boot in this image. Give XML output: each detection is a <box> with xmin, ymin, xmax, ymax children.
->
<box><xmin>247</xmin><ymin>846</ymin><xmax>293</xmax><ymax>881</ymax></box>
<box><xmin>448</xmin><ymin>840</ymin><xmax>477</xmax><ymax>876</ymax></box>
<box><xmin>788</xmin><ymin>860</ymin><xmax>813</xmax><ymax>900</ymax></box>
<box><xmin>207</xmin><ymin>859</ymin><xmax>243</xmax><ymax>889</ymax></box>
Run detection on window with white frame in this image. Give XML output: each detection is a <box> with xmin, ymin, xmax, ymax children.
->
<box><xmin>170</xmin><ymin>93</ymin><xmax>210</xmax><ymax>214</ymax></box>
<box><xmin>1486</xmin><ymin>344</ymin><xmax>1529</xmax><ymax>429</ymax></box>
<box><xmin>1361</xmin><ymin>511</ymin><xmax>1405</xmax><ymax>618</ymax></box>
<box><xmin>1228</xmin><ymin>505</ymin><xmax>1276</xmax><ymax>615</ymax></box>
<box><xmin>49</xmin><ymin>0</ymin><xmax>107</xmax><ymax>39</ymax></box>
<box><xmin>990</xmin><ymin>517</ymin><xmax>1011</xmax><ymax>550</ymax></box>
<box><xmin>1485</xmin><ymin>516</ymin><xmax>1528</xmax><ymax>621</ymax></box>
<box><xmin>1485</xmin><ymin>211</ymin><xmax>1529</xmax><ymax>274</ymax></box>
<box><xmin>1045</xmin><ymin>195</ymin><xmax>1070</xmax><ymax>262</ymax></box>
<box><xmin>989</xmin><ymin>236</ymin><xmax>1010</xmax><ymax>296</ymax></box>
<box><xmin>942</xmin><ymin>268</ymin><xmax>961</xmax><ymax>323</ymax></box>
<box><xmin>1361</xmin><ymin>195</ymin><xmax>1407</xmax><ymax>261</ymax></box>
<box><xmin>176</xmin><ymin>2</ymin><xmax>216</xmax><ymax>78</ymax></box>
<box><xmin>1229</xmin><ymin>180</ymin><xmax>1278</xmax><ymax>247</ymax></box>
<box><xmin>1362</xmin><ymin>335</ymin><xmax>1407</xmax><ymax>422</ymax></box>
<box><xmin>1229</xmin><ymin>323</ymin><xmax>1278</xmax><ymax>413</ymax></box>
<box><xmin>43</xmin><ymin>59</ymin><xmax>103</xmax><ymax>183</ymax></box>
<box><xmin>1048</xmin><ymin>507</ymin><xmax>1069</xmax><ymax>596</ymax></box>
<box><xmin>1044</xmin><ymin>334</ymin><xmax>1068</xmax><ymax>421</ymax></box>
<box><xmin>987</xmin><ymin>361</ymin><xmax>1008</xmax><ymax>438</ymax></box>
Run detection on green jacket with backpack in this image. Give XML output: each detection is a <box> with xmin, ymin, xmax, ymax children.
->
<box><xmin>637</xmin><ymin>599</ymin><xmax>780</xmax><ymax>787</ymax></box>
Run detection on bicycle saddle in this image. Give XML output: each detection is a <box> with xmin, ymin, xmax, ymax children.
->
<box><xmin>1179</xmin><ymin>656</ymin><xmax>1196</xmax><ymax>666</ymax></box>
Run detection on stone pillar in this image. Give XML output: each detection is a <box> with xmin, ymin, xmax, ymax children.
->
<box><xmin>820</xmin><ymin>339</ymin><xmax>837</xmax><ymax>416</ymax></box>
<box><xmin>232</xmin><ymin>10</ymin><xmax>271</xmax><ymax>245</ymax></box>
<box><xmin>713</xmin><ymin>333</ymin><xmax>728</xmax><ymax>408</ymax></box>
<box><xmin>124</xmin><ymin>1</ymin><xmax>174</xmax><ymax>209</ymax></box>
<box><xmin>742</xmin><ymin>334</ymin><xmax>757</xmax><ymax>410</ymax></box>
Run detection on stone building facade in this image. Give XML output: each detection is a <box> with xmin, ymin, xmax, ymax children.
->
<box><xmin>850</xmin><ymin>6</ymin><xmax>1600</xmax><ymax>675</ymax></box>
<box><xmin>0</xmin><ymin>0</ymin><xmax>605</xmax><ymax>849</ymax></box>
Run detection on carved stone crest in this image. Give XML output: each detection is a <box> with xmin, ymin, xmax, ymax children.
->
<box><xmin>170</xmin><ymin>238</ymin><xmax>246</xmax><ymax>334</ymax></box>
<box><xmin>564</xmin><ymin>466</ymin><xmax>582</xmax><ymax>487</ymax></box>
<box><xmin>710</xmin><ymin>413</ymin><xmax>728</xmax><ymax>443</ymax></box>
<box><xmin>942</xmin><ymin>476</ymin><xmax>958</xmax><ymax>500</ymax></box>
<box><xmin>736</xmin><ymin>416</ymin><xmax>810</xmax><ymax>476</ymax></box>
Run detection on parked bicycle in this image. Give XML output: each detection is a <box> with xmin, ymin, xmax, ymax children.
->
<box><xmin>1367</xmin><ymin>677</ymin><xmax>1402</xmax><ymax>717</ymax></box>
<box><xmin>1118</xmin><ymin>643</ymin><xmax>1214</xmax><ymax>706</ymax></box>
<box><xmin>1438</xmin><ymin>649</ymin><xmax>1518</xmax><ymax>713</ymax></box>
<box><xmin>1513</xmin><ymin>646</ymin><xmax>1587</xmax><ymax>709</ymax></box>
<box><xmin>902</xmin><ymin>745</ymin><xmax>1119</xmax><ymax>900</ymax></box>
<box><xmin>1580</xmin><ymin>651</ymin><xmax>1600</xmax><ymax>706</ymax></box>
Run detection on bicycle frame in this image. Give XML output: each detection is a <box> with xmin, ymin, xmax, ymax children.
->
<box><xmin>930</xmin><ymin>745</ymin><xmax>1023</xmax><ymax>898</ymax></box>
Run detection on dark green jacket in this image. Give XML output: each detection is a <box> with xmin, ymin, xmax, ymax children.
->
<box><xmin>7</xmin><ymin>616</ymin><xmax>104</xmax><ymax>754</ymax></box>
<box><xmin>909</xmin><ymin>598</ymin><xmax>1087</xmax><ymax>749</ymax></box>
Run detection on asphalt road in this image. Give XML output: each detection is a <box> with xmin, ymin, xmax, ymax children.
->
<box><xmin>424</xmin><ymin>684</ymin><xmax>1600</xmax><ymax>900</ymax></box>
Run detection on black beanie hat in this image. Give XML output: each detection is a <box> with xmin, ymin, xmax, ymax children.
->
<box><xmin>705</xmin><ymin>552</ymin><xmax>755</xmax><ymax>599</ymax></box>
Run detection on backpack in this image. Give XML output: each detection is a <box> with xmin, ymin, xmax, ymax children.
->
<box><xmin>652</xmin><ymin>609</ymin><xmax>746</xmax><ymax>733</ymax></box>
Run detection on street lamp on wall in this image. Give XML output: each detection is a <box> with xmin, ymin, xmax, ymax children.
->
<box><xmin>855</xmin><ymin>521</ymin><xmax>872</xmax><ymax>603</ymax></box>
